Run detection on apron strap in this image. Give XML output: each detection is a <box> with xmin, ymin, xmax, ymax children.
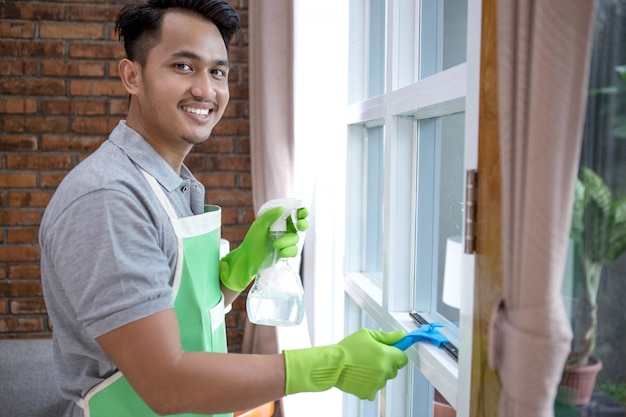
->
<box><xmin>141</xmin><ymin>169</ymin><xmax>179</xmax><ymax>220</ymax></box>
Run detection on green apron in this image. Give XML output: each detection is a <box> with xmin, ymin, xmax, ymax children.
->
<box><xmin>80</xmin><ymin>171</ymin><xmax>232</xmax><ymax>417</ymax></box>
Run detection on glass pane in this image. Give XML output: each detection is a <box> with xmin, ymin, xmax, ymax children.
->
<box><xmin>414</xmin><ymin>113</ymin><xmax>465</xmax><ymax>326</ymax></box>
<box><xmin>419</xmin><ymin>0</ymin><xmax>468</xmax><ymax>79</ymax></box>
<box><xmin>368</xmin><ymin>0</ymin><xmax>386</xmax><ymax>97</ymax></box>
<box><xmin>364</xmin><ymin>126</ymin><xmax>384</xmax><ymax>283</ymax></box>
<box><xmin>396</xmin><ymin>0</ymin><xmax>417</xmax><ymax>89</ymax></box>
<box><xmin>348</xmin><ymin>0</ymin><xmax>386</xmax><ymax>102</ymax></box>
<box><xmin>436</xmin><ymin>112</ymin><xmax>465</xmax><ymax>324</ymax></box>
<box><xmin>557</xmin><ymin>0</ymin><xmax>626</xmax><ymax>412</ymax></box>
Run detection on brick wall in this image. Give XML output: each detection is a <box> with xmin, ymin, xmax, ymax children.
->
<box><xmin>0</xmin><ymin>0</ymin><xmax>252</xmax><ymax>352</ymax></box>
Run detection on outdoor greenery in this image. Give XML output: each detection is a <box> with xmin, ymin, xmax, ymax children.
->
<box><xmin>598</xmin><ymin>381</ymin><xmax>626</xmax><ymax>406</ymax></box>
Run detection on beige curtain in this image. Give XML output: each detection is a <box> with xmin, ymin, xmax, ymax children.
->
<box><xmin>488</xmin><ymin>1</ymin><xmax>596</xmax><ymax>416</ymax></box>
<box><xmin>242</xmin><ymin>0</ymin><xmax>295</xmax><ymax>356</ymax></box>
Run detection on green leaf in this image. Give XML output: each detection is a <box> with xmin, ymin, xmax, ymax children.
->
<box><xmin>582</xmin><ymin>167</ymin><xmax>612</xmax><ymax>215</ymax></box>
<box><xmin>613</xmin><ymin>195</ymin><xmax>626</xmax><ymax>224</ymax></box>
<box><xmin>580</xmin><ymin>168</ymin><xmax>613</xmax><ymax>263</ymax></box>
<box><xmin>607</xmin><ymin>222</ymin><xmax>626</xmax><ymax>263</ymax></box>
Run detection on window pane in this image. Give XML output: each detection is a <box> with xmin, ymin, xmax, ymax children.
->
<box><xmin>348</xmin><ymin>0</ymin><xmax>386</xmax><ymax>103</ymax></box>
<box><xmin>558</xmin><ymin>0</ymin><xmax>626</xmax><ymax>411</ymax></box>
<box><xmin>364</xmin><ymin>126</ymin><xmax>384</xmax><ymax>283</ymax></box>
<box><xmin>436</xmin><ymin>113</ymin><xmax>465</xmax><ymax>324</ymax></box>
<box><xmin>419</xmin><ymin>0</ymin><xmax>468</xmax><ymax>79</ymax></box>
<box><xmin>414</xmin><ymin>113</ymin><xmax>465</xmax><ymax>326</ymax></box>
<box><xmin>396</xmin><ymin>0</ymin><xmax>417</xmax><ymax>89</ymax></box>
<box><xmin>368</xmin><ymin>0</ymin><xmax>386</xmax><ymax>97</ymax></box>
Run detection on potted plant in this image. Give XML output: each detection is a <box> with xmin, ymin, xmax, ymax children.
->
<box><xmin>557</xmin><ymin>167</ymin><xmax>626</xmax><ymax>405</ymax></box>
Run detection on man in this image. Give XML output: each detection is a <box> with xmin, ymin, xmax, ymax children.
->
<box><xmin>40</xmin><ymin>1</ymin><xmax>408</xmax><ymax>416</ymax></box>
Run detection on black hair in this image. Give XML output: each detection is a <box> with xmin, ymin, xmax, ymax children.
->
<box><xmin>115</xmin><ymin>0</ymin><xmax>240</xmax><ymax>65</ymax></box>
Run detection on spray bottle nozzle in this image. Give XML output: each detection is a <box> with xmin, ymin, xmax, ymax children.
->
<box><xmin>257</xmin><ymin>198</ymin><xmax>304</xmax><ymax>233</ymax></box>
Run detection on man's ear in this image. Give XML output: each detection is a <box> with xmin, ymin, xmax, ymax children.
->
<box><xmin>118</xmin><ymin>58</ymin><xmax>141</xmax><ymax>95</ymax></box>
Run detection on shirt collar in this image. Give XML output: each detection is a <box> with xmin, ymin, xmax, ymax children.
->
<box><xmin>108</xmin><ymin>121</ymin><xmax>194</xmax><ymax>192</ymax></box>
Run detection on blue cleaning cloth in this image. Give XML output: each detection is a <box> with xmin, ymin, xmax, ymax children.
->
<box><xmin>392</xmin><ymin>323</ymin><xmax>449</xmax><ymax>351</ymax></box>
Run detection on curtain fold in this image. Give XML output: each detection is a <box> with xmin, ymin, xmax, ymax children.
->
<box><xmin>242</xmin><ymin>0</ymin><xmax>295</xmax><ymax>357</ymax></box>
<box><xmin>489</xmin><ymin>1</ymin><xmax>596</xmax><ymax>416</ymax></box>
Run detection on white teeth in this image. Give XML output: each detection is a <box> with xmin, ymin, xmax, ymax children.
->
<box><xmin>182</xmin><ymin>106</ymin><xmax>209</xmax><ymax>116</ymax></box>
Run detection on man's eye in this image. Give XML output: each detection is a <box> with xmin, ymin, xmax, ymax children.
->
<box><xmin>212</xmin><ymin>68</ymin><xmax>227</xmax><ymax>77</ymax></box>
<box><xmin>175</xmin><ymin>63</ymin><xmax>192</xmax><ymax>71</ymax></box>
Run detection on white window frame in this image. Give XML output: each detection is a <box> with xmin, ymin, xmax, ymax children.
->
<box><xmin>292</xmin><ymin>0</ymin><xmax>481</xmax><ymax>416</ymax></box>
<box><xmin>342</xmin><ymin>0</ymin><xmax>481</xmax><ymax>416</ymax></box>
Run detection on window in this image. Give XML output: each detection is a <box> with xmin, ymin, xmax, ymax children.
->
<box><xmin>557</xmin><ymin>1</ymin><xmax>626</xmax><ymax>412</ymax></box>
<box><xmin>343</xmin><ymin>0</ymin><xmax>479</xmax><ymax>415</ymax></box>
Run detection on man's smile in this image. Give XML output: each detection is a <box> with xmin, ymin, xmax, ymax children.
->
<box><xmin>182</xmin><ymin>106</ymin><xmax>211</xmax><ymax>117</ymax></box>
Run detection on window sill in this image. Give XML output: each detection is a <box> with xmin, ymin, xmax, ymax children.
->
<box><xmin>343</xmin><ymin>273</ymin><xmax>459</xmax><ymax>408</ymax></box>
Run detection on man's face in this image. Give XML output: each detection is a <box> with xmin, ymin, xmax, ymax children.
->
<box><xmin>131</xmin><ymin>11</ymin><xmax>230</xmax><ymax>151</ymax></box>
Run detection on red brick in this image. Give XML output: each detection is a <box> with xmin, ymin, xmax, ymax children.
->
<box><xmin>212</xmin><ymin>119</ymin><xmax>249</xmax><ymax>136</ymax></box>
<box><xmin>195</xmin><ymin>172</ymin><xmax>237</xmax><ymax>189</ymax></box>
<box><xmin>237</xmin><ymin>138</ymin><xmax>250</xmax><ymax>154</ymax></box>
<box><xmin>71</xmin><ymin>117</ymin><xmax>119</xmax><ymax>135</ymax></box>
<box><xmin>69</xmin><ymin>43</ymin><xmax>124</xmax><ymax>59</ymax></box>
<box><xmin>41</xmin><ymin>60</ymin><xmax>106</xmax><ymax>77</ymax></box>
<box><xmin>0</xmin><ymin>61</ymin><xmax>38</xmax><ymax>76</ymax></box>
<box><xmin>0</xmin><ymin>40</ymin><xmax>65</xmax><ymax>58</ymax></box>
<box><xmin>70</xmin><ymin>79</ymin><xmax>126</xmax><ymax>97</ymax></box>
<box><xmin>228</xmin><ymin>84</ymin><xmax>249</xmax><ymax>100</ymax></box>
<box><xmin>221</xmin><ymin>225</ymin><xmax>248</xmax><ymax>247</ymax></box>
<box><xmin>8</xmin><ymin>192</ymin><xmax>54</xmax><ymax>208</ymax></box>
<box><xmin>40</xmin><ymin>22</ymin><xmax>104</xmax><ymax>39</ymax></box>
<box><xmin>0</xmin><ymin>98</ymin><xmax>38</xmax><ymax>114</ymax></box>
<box><xmin>0</xmin><ymin>280</ymin><xmax>42</xmax><ymax>297</ymax></box>
<box><xmin>7</xmin><ymin>229</ymin><xmax>40</xmax><ymax>245</ymax></box>
<box><xmin>8</xmin><ymin>264</ymin><xmax>41</xmax><ymax>280</ymax></box>
<box><xmin>0</xmin><ymin>3</ymin><xmax>67</xmax><ymax>20</ymax></box>
<box><xmin>206</xmin><ymin>190</ymin><xmax>252</xmax><ymax>207</ymax></box>
<box><xmin>108</xmin><ymin>62</ymin><xmax>121</xmax><ymax>77</ymax></box>
<box><xmin>208</xmin><ymin>155</ymin><xmax>251</xmax><ymax>171</ymax></box>
<box><xmin>184</xmin><ymin>155</ymin><xmax>207</xmax><ymax>171</ymax></box>
<box><xmin>7</xmin><ymin>154</ymin><xmax>72</xmax><ymax>170</ymax></box>
<box><xmin>109</xmin><ymin>98</ymin><xmax>128</xmax><ymax>116</ymax></box>
<box><xmin>10</xmin><ymin>299</ymin><xmax>47</xmax><ymax>315</ymax></box>
<box><xmin>67</xmin><ymin>4</ymin><xmax>122</xmax><ymax>22</ymax></box>
<box><xmin>0</xmin><ymin>301</ymin><xmax>7</xmax><ymax>315</ymax></box>
<box><xmin>41</xmin><ymin>134</ymin><xmax>105</xmax><ymax>152</ymax></box>
<box><xmin>2</xmin><ymin>116</ymin><xmax>68</xmax><ymax>134</ymax></box>
<box><xmin>0</xmin><ymin>210</ymin><xmax>41</xmax><ymax>227</ymax></box>
<box><xmin>0</xmin><ymin>21</ymin><xmax>35</xmax><ymax>38</ymax></box>
<box><xmin>0</xmin><ymin>78</ymin><xmax>66</xmax><ymax>96</ymax></box>
<box><xmin>0</xmin><ymin>173</ymin><xmax>37</xmax><ymax>188</ymax></box>
<box><xmin>0</xmin><ymin>317</ymin><xmax>44</xmax><ymax>333</ymax></box>
<box><xmin>0</xmin><ymin>136</ymin><xmax>38</xmax><ymax>152</ymax></box>
<box><xmin>239</xmin><ymin>173</ymin><xmax>252</xmax><ymax>189</ymax></box>
<box><xmin>195</xmin><ymin>137</ymin><xmax>235</xmax><ymax>154</ymax></box>
<box><xmin>222</xmin><ymin>101</ymin><xmax>241</xmax><ymax>118</ymax></box>
<box><xmin>220</xmin><ymin>208</ymin><xmax>239</xmax><ymax>225</ymax></box>
<box><xmin>42</xmin><ymin>99</ymin><xmax>107</xmax><ymax>116</ymax></box>
<box><xmin>40</xmin><ymin>173</ymin><xmax>67</xmax><ymax>189</ymax></box>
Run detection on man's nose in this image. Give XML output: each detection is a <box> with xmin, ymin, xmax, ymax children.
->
<box><xmin>190</xmin><ymin>72</ymin><xmax>215</xmax><ymax>100</ymax></box>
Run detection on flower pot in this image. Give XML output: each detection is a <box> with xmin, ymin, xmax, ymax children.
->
<box><xmin>556</xmin><ymin>357</ymin><xmax>603</xmax><ymax>406</ymax></box>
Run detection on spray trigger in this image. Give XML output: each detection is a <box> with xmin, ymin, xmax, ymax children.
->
<box><xmin>392</xmin><ymin>323</ymin><xmax>449</xmax><ymax>351</ymax></box>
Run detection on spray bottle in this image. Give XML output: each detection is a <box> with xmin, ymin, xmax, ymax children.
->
<box><xmin>246</xmin><ymin>198</ymin><xmax>306</xmax><ymax>326</ymax></box>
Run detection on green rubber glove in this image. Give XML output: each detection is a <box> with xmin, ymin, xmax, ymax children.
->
<box><xmin>283</xmin><ymin>329</ymin><xmax>408</xmax><ymax>401</ymax></box>
<box><xmin>220</xmin><ymin>206</ymin><xmax>309</xmax><ymax>292</ymax></box>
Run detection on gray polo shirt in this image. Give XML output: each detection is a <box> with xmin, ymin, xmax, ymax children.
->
<box><xmin>40</xmin><ymin>121</ymin><xmax>206</xmax><ymax>416</ymax></box>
